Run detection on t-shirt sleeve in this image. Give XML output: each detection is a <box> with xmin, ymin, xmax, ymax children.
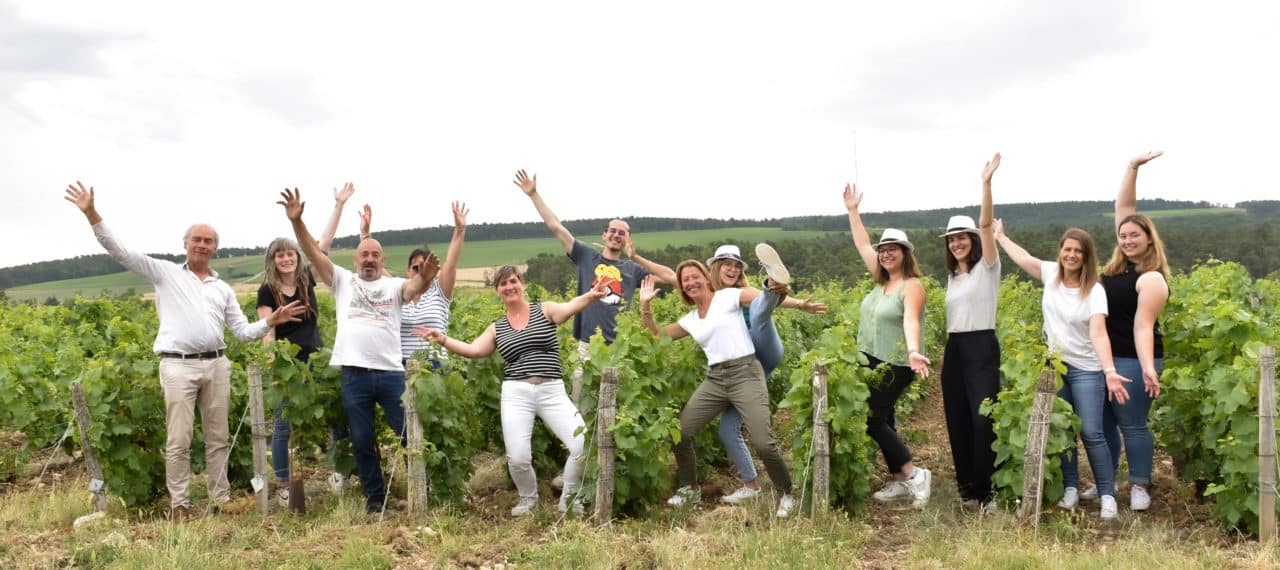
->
<box><xmin>676</xmin><ymin>310</ymin><xmax>696</xmax><ymax>335</ymax></box>
<box><xmin>257</xmin><ymin>283</ymin><xmax>276</xmax><ymax>309</ymax></box>
<box><xmin>1040</xmin><ymin>261</ymin><xmax>1057</xmax><ymax>284</ymax></box>
<box><xmin>569</xmin><ymin>239</ymin><xmax>589</xmax><ymax>263</ymax></box>
<box><xmin>1088</xmin><ymin>284</ymin><xmax>1109</xmax><ymax>316</ymax></box>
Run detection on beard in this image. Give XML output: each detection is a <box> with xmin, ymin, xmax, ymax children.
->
<box><xmin>359</xmin><ymin>265</ymin><xmax>381</xmax><ymax>280</ymax></box>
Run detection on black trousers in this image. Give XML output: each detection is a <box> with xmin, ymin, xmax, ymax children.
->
<box><xmin>940</xmin><ymin>330</ymin><xmax>1000</xmax><ymax>502</ymax></box>
<box><xmin>865</xmin><ymin>353</ymin><xmax>916</xmax><ymax>474</ymax></box>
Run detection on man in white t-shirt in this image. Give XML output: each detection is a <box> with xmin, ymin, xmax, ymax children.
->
<box><xmin>278</xmin><ymin>188</ymin><xmax>440</xmax><ymax>515</ymax></box>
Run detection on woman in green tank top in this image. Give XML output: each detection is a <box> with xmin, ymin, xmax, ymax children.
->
<box><xmin>844</xmin><ymin>183</ymin><xmax>934</xmax><ymax>508</ymax></box>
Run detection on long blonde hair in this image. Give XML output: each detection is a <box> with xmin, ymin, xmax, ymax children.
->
<box><xmin>263</xmin><ymin>238</ymin><xmax>315</xmax><ymax>317</ymax></box>
<box><xmin>708</xmin><ymin>258</ymin><xmax>747</xmax><ymax>290</ymax></box>
<box><xmin>1103</xmin><ymin>214</ymin><xmax>1170</xmax><ymax>278</ymax></box>
<box><xmin>1057</xmin><ymin>228</ymin><xmax>1100</xmax><ymax>298</ymax></box>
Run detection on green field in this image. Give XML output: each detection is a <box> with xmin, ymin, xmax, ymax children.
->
<box><xmin>1103</xmin><ymin>207</ymin><xmax>1246</xmax><ymax>220</ymax></box>
<box><xmin>9</xmin><ymin>228</ymin><xmax>835</xmax><ymax>300</ymax></box>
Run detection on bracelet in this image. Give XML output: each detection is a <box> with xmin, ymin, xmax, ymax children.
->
<box><xmin>1104</xmin><ymin>367</ymin><xmax>1117</xmax><ymax>374</ymax></box>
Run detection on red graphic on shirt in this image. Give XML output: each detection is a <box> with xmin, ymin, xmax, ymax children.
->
<box><xmin>594</xmin><ymin>264</ymin><xmax>624</xmax><ymax>305</ymax></box>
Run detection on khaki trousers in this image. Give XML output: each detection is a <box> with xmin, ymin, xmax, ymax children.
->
<box><xmin>159</xmin><ymin>357</ymin><xmax>232</xmax><ymax>508</ymax></box>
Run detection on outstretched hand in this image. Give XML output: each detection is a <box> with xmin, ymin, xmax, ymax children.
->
<box><xmin>277</xmin><ymin>188</ymin><xmax>305</xmax><ymax>221</ymax></box>
<box><xmin>417</xmin><ymin>252</ymin><xmax>441</xmax><ymax>283</ymax></box>
<box><xmin>452</xmin><ymin>201</ymin><xmax>469</xmax><ymax>229</ymax></box>
<box><xmin>334</xmin><ymin>182</ymin><xmax>355</xmax><ymax>204</ymax></box>
<box><xmin>416</xmin><ymin>326</ymin><xmax>447</xmax><ymax>344</ymax></box>
<box><xmin>266</xmin><ymin>300</ymin><xmax>307</xmax><ymax>326</ymax></box>
<box><xmin>359</xmin><ymin>204</ymin><xmax>372</xmax><ymax>236</ymax></box>
<box><xmin>982</xmin><ymin>152</ymin><xmax>1001</xmax><ymax>183</ymax></box>
<box><xmin>842</xmin><ymin>183</ymin><xmax>863</xmax><ymax>211</ymax></box>
<box><xmin>1130</xmin><ymin>150</ymin><xmax>1163</xmax><ymax>169</ymax></box>
<box><xmin>64</xmin><ymin>181</ymin><xmax>95</xmax><ymax>214</ymax></box>
<box><xmin>991</xmin><ymin>218</ymin><xmax>1005</xmax><ymax>241</ymax></box>
<box><xmin>798</xmin><ymin>297</ymin><xmax>828</xmax><ymax>314</ymax></box>
<box><xmin>1106</xmin><ymin>372</ymin><xmax>1132</xmax><ymax>405</ymax></box>
<box><xmin>513</xmin><ymin>170</ymin><xmax>537</xmax><ymax>196</ymax></box>
<box><xmin>638</xmin><ymin>274</ymin><xmax>659</xmax><ymax>305</ymax></box>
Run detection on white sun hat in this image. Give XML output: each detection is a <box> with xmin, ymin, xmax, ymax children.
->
<box><xmin>706</xmin><ymin>244</ymin><xmax>749</xmax><ymax>268</ymax></box>
<box><xmin>876</xmin><ymin>228</ymin><xmax>914</xmax><ymax>252</ymax></box>
<box><xmin>939</xmin><ymin>215</ymin><xmax>980</xmax><ymax>238</ymax></box>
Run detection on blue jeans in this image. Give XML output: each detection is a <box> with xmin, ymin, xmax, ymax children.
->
<box><xmin>719</xmin><ymin>288</ymin><xmax>783</xmax><ymax>483</ymax></box>
<box><xmin>341</xmin><ymin>366</ymin><xmax>408</xmax><ymax>511</ymax></box>
<box><xmin>1058</xmin><ymin>365</ymin><xmax>1116</xmax><ymax>496</ymax></box>
<box><xmin>1102</xmin><ymin>357</ymin><xmax>1161</xmax><ymax>486</ymax></box>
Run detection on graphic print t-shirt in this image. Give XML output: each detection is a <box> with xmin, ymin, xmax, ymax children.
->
<box><xmin>570</xmin><ymin>240</ymin><xmax>649</xmax><ymax>344</ymax></box>
<box><xmin>329</xmin><ymin>265</ymin><xmax>406</xmax><ymax>371</ymax></box>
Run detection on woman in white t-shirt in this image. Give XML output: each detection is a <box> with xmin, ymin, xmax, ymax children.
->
<box><xmin>636</xmin><ymin>262</ymin><xmax>798</xmax><ymax>519</ymax></box>
<box><xmin>994</xmin><ymin>221</ymin><xmax>1132</xmax><ymax>521</ymax></box>
<box><xmin>939</xmin><ymin>153</ymin><xmax>1002</xmax><ymax>509</ymax></box>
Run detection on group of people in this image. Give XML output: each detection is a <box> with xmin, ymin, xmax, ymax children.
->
<box><xmin>63</xmin><ymin>149</ymin><xmax>1169</xmax><ymax>522</ymax></box>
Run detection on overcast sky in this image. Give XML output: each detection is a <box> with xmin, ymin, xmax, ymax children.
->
<box><xmin>2</xmin><ymin>0</ymin><xmax>1276</xmax><ymax>268</ymax></box>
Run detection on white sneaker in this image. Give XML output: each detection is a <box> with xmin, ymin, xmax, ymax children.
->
<box><xmin>557</xmin><ymin>496</ymin><xmax>585</xmax><ymax>515</ymax></box>
<box><xmin>1130</xmin><ymin>486</ymin><xmax>1151</xmax><ymax>511</ymax></box>
<box><xmin>1058</xmin><ymin>487</ymin><xmax>1079</xmax><ymax>510</ymax></box>
<box><xmin>510</xmin><ymin>497</ymin><xmax>538</xmax><ymax>517</ymax></box>
<box><xmin>1078</xmin><ymin>485</ymin><xmax>1098</xmax><ymax>501</ymax></box>
<box><xmin>872</xmin><ymin>481</ymin><xmax>911</xmax><ymax>502</ymax></box>
<box><xmin>905</xmin><ymin>467</ymin><xmax>932</xmax><ymax>508</ymax></box>
<box><xmin>276</xmin><ymin>487</ymin><xmax>290</xmax><ymax>508</ymax></box>
<box><xmin>551</xmin><ymin>473</ymin><xmax>565</xmax><ymax>491</ymax></box>
<box><xmin>328</xmin><ymin>472</ymin><xmax>345</xmax><ymax>493</ymax></box>
<box><xmin>775</xmin><ymin>494</ymin><xmax>798</xmax><ymax>518</ymax></box>
<box><xmin>755</xmin><ymin>243</ymin><xmax>790</xmax><ymax>286</ymax></box>
<box><xmin>666</xmin><ymin>486</ymin><xmax>701</xmax><ymax>506</ymax></box>
<box><xmin>721</xmin><ymin>486</ymin><xmax>762</xmax><ymax>504</ymax></box>
<box><xmin>1100</xmin><ymin>495</ymin><xmax>1118</xmax><ymax>520</ymax></box>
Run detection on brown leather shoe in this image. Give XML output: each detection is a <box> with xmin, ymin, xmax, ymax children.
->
<box><xmin>168</xmin><ymin>505</ymin><xmax>192</xmax><ymax>522</ymax></box>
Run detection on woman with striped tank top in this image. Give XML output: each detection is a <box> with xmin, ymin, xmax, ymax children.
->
<box><xmin>419</xmin><ymin>265</ymin><xmax>611</xmax><ymax>517</ymax></box>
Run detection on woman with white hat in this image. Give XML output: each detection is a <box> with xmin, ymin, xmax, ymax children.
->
<box><xmin>843</xmin><ymin>184</ymin><xmax>933</xmax><ymax>507</ymax></box>
<box><xmin>992</xmin><ymin>217</ymin><xmax>1131</xmax><ymax>520</ymax></box>
<box><xmin>938</xmin><ymin>153</ymin><xmax>1003</xmax><ymax>509</ymax></box>
<box><xmin>629</xmin><ymin>242</ymin><xmax>826</xmax><ymax>504</ymax></box>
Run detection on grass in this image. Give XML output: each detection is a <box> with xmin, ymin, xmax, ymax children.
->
<box><xmin>7</xmin><ymin>227</ymin><xmax>834</xmax><ymax>301</ymax></box>
<box><xmin>1104</xmin><ymin>208</ymin><xmax>1246</xmax><ymax>220</ymax></box>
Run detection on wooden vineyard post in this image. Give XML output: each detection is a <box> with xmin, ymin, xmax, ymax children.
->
<box><xmin>247</xmin><ymin>363</ymin><xmax>270</xmax><ymax>516</ymax></box>
<box><xmin>1260</xmin><ymin>346</ymin><xmax>1276</xmax><ymax>542</ymax></box>
<box><xmin>1018</xmin><ymin>369</ymin><xmax>1058</xmax><ymax>525</ymax></box>
<box><xmin>811</xmin><ymin>364</ymin><xmax>830</xmax><ymax>519</ymax></box>
<box><xmin>69</xmin><ymin>382</ymin><xmax>108</xmax><ymax>513</ymax></box>
<box><xmin>404</xmin><ymin>360</ymin><xmax>429</xmax><ymax>516</ymax></box>
<box><xmin>594</xmin><ymin>367</ymin><xmax>619</xmax><ymax>524</ymax></box>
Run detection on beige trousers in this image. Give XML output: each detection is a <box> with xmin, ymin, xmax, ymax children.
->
<box><xmin>159</xmin><ymin>357</ymin><xmax>232</xmax><ymax>508</ymax></box>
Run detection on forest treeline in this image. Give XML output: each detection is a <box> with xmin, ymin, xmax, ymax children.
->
<box><xmin>5</xmin><ymin>199</ymin><xmax>1277</xmax><ymax>290</ymax></box>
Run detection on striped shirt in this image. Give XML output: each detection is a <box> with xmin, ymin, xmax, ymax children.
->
<box><xmin>400</xmin><ymin>280</ymin><xmax>451</xmax><ymax>360</ymax></box>
<box><xmin>494</xmin><ymin>302</ymin><xmax>562</xmax><ymax>381</ymax></box>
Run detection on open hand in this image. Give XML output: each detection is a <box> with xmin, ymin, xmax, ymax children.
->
<box><xmin>1106</xmin><ymin>371</ymin><xmax>1132</xmax><ymax>405</ymax></box>
<box><xmin>277</xmin><ymin>188</ymin><xmax>305</xmax><ymax>221</ymax></box>
<box><xmin>1130</xmin><ymin>150</ymin><xmax>1163</xmax><ymax>169</ymax></box>
<box><xmin>416</xmin><ymin>326</ymin><xmax>447</xmax><ymax>344</ymax></box>
<box><xmin>513</xmin><ymin>170</ymin><xmax>537</xmax><ymax>196</ymax></box>
<box><xmin>452</xmin><ymin>201</ymin><xmax>469</xmax><ymax>229</ymax></box>
<box><xmin>843</xmin><ymin>183</ymin><xmax>863</xmax><ymax>211</ymax></box>
<box><xmin>638</xmin><ymin>274</ymin><xmax>659</xmax><ymax>305</ymax></box>
<box><xmin>334</xmin><ymin>182</ymin><xmax>355</xmax><ymax>204</ymax></box>
<box><xmin>991</xmin><ymin>218</ymin><xmax>1005</xmax><ymax>241</ymax></box>
<box><xmin>417</xmin><ymin>252</ymin><xmax>441</xmax><ymax>283</ymax></box>
<box><xmin>64</xmin><ymin>181</ymin><xmax>95</xmax><ymax>214</ymax></box>
<box><xmin>982</xmin><ymin>153</ymin><xmax>1001</xmax><ymax>183</ymax></box>
<box><xmin>359</xmin><ymin>204</ymin><xmax>372</xmax><ymax>236</ymax></box>
<box><xmin>798</xmin><ymin>297</ymin><xmax>828</xmax><ymax>314</ymax></box>
<box><xmin>909</xmin><ymin>351</ymin><xmax>931</xmax><ymax>378</ymax></box>
<box><xmin>266</xmin><ymin>300</ymin><xmax>307</xmax><ymax>326</ymax></box>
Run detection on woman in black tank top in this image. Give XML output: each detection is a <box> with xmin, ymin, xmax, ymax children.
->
<box><xmin>417</xmin><ymin>266</ymin><xmax>611</xmax><ymax>517</ymax></box>
<box><xmin>1097</xmin><ymin>151</ymin><xmax>1170</xmax><ymax>513</ymax></box>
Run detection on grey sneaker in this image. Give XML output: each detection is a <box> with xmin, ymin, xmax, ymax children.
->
<box><xmin>666</xmin><ymin>486</ymin><xmax>701</xmax><ymax>506</ymax></box>
<box><xmin>511</xmin><ymin>497</ymin><xmax>538</xmax><ymax>517</ymax></box>
<box><xmin>328</xmin><ymin>472</ymin><xmax>345</xmax><ymax>493</ymax></box>
<box><xmin>755</xmin><ymin>243</ymin><xmax>790</xmax><ymax>286</ymax></box>
<box><xmin>1078</xmin><ymin>485</ymin><xmax>1098</xmax><ymax>501</ymax></box>
<box><xmin>721</xmin><ymin>486</ymin><xmax>762</xmax><ymax>504</ymax></box>
<box><xmin>775</xmin><ymin>494</ymin><xmax>798</xmax><ymax>518</ymax></box>
<box><xmin>1058</xmin><ymin>487</ymin><xmax>1079</xmax><ymax>510</ymax></box>
<box><xmin>905</xmin><ymin>467</ymin><xmax>932</xmax><ymax>508</ymax></box>
<box><xmin>872</xmin><ymin>480</ymin><xmax>911</xmax><ymax>502</ymax></box>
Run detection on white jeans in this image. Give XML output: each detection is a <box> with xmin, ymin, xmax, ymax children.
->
<box><xmin>500</xmin><ymin>379</ymin><xmax>586</xmax><ymax>501</ymax></box>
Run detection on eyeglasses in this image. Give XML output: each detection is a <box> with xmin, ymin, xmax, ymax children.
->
<box><xmin>606</xmin><ymin>228</ymin><xmax>628</xmax><ymax>236</ymax></box>
<box><xmin>410</xmin><ymin>264</ymin><xmax>421</xmax><ymax>272</ymax></box>
<box><xmin>877</xmin><ymin>248</ymin><xmax>901</xmax><ymax>256</ymax></box>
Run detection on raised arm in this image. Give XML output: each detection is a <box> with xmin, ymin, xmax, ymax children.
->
<box><xmin>542</xmin><ymin>278</ymin><xmax>611</xmax><ymax>325</ymax></box>
<box><xmin>902</xmin><ymin>279</ymin><xmax>931</xmax><ymax>377</ymax></box>
<box><xmin>438</xmin><ymin>201</ymin><xmax>469</xmax><ymax>298</ymax></box>
<box><xmin>980</xmin><ymin>153</ymin><xmax>1000</xmax><ymax>264</ymax></box>
<box><xmin>354</xmin><ymin>204</ymin><xmax>393</xmax><ymax>278</ymax></box>
<box><xmin>1089</xmin><ymin>313</ymin><xmax>1131</xmax><ymax>405</ymax></box>
<box><xmin>401</xmin><ymin>252</ymin><xmax>441</xmax><ymax>302</ymax></box>
<box><xmin>625</xmin><ymin>235</ymin><xmax>677</xmax><ymax>285</ymax></box>
<box><xmin>637</xmin><ymin>275</ymin><xmax>687</xmax><ymax>339</ymax></box>
<box><xmin>318</xmin><ymin>182</ymin><xmax>355</xmax><ymax>254</ymax></box>
<box><xmin>420</xmin><ymin>323</ymin><xmax>498</xmax><ymax>360</ymax></box>
<box><xmin>278</xmin><ymin>188</ymin><xmax>335</xmax><ymax>286</ymax></box>
<box><xmin>64</xmin><ymin>181</ymin><xmax>167</xmax><ymax>282</ymax></box>
<box><xmin>513</xmin><ymin>170</ymin><xmax>574</xmax><ymax>254</ymax></box>
<box><xmin>992</xmin><ymin>218</ymin><xmax>1043</xmax><ymax>281</ymax></box>
<box><xmin>843</xmin><ymin>183</ymin><xmax>879</xmax><ymax>275</ymax></box>
<box><xmin>1116</xmin><ymin>150</ymin><xmax>1163</xmax><ymax>229</ymax></box>
<box><xmin>1134</xmin><ymin>272</ymin><xmax>1170</xmax><ymax>397</ymax></box>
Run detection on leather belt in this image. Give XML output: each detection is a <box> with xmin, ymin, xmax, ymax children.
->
<box><xmin>159</xmin><ymin>349</ymin><xmax>226</xmax><ymax>360</ymax></box>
